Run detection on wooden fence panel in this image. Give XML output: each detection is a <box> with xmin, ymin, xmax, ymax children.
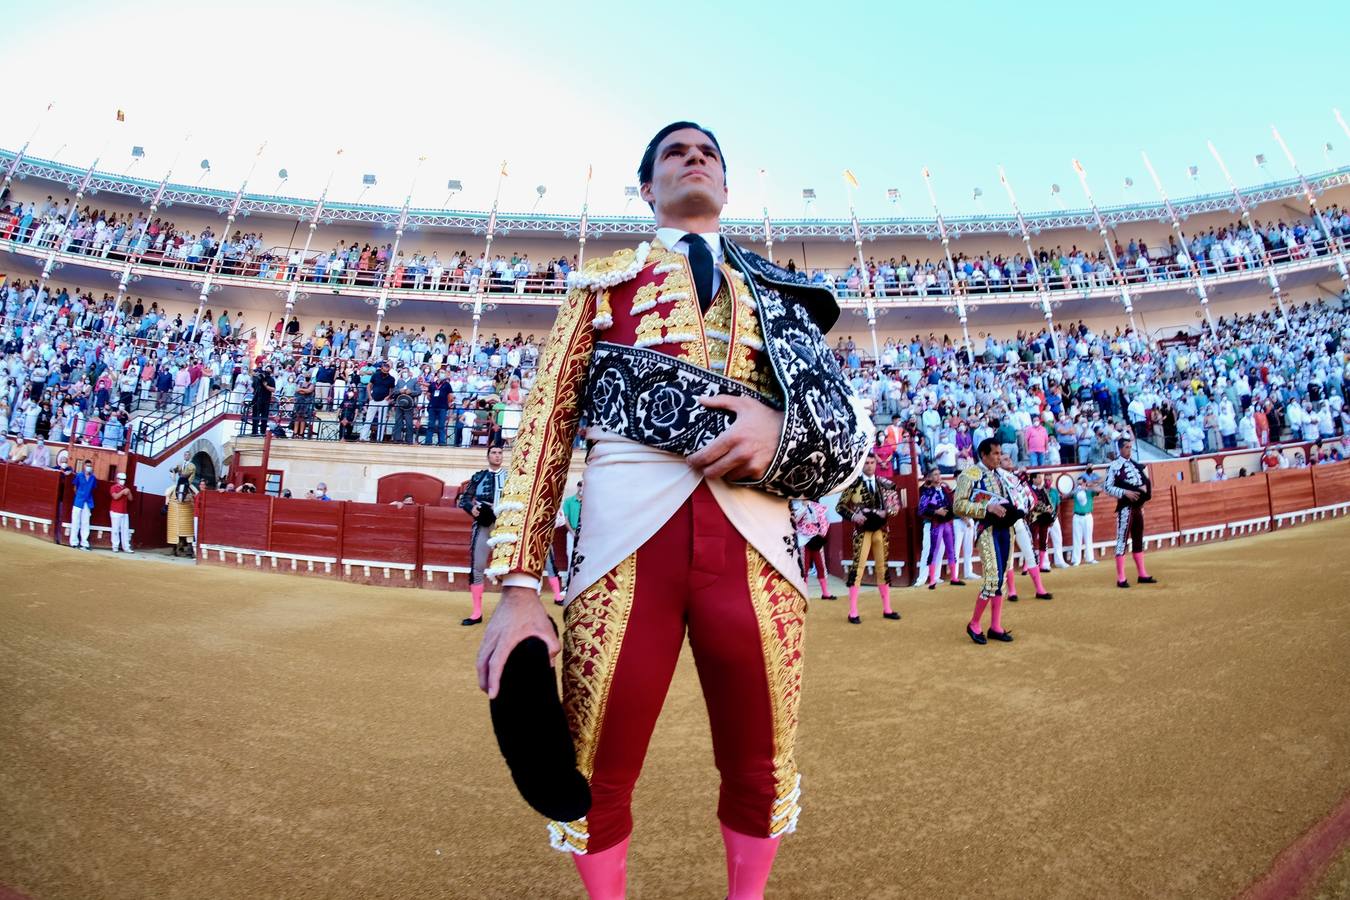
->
<box><xmin>269</xmin><ymin>498</ymin><xmax>343</xmax><ymax>559</ymax></box>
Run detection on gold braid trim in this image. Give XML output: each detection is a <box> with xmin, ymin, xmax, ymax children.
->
<box><xmin>546</xmin><ymin>553</ymin><xmax>639</xmax><ymax>854</ymax></box>
<box><xmin>487</xmin><ymin>285</ymin><xmax>596</xmax><ymax>578</ymax></box>
<box><xmin>745</xmin><ymin>547</ymin><xmax>807</xmax><ymax>837</ymax></box>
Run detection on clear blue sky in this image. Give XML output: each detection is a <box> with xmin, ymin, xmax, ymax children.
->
<box><xmin>1</xmin><ymin>0</ymin><xmax>1346</xmax><ymax>219</ymax></box>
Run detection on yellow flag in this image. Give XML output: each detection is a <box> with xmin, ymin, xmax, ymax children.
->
<box><xmin>843</xmin><ymin>169</ymin><xmax>859</xmax><ymax>189</ymax></box>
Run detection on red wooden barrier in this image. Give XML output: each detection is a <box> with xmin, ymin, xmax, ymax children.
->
<box><xmin>1267</xmin><ymin>468</ymin><xmax>1316</xmax><ymax>516</ymax></box>
<box><xmin>1173</xmin><ymin>476</ymin><xmax>1271</xmax><ymax>532</ymax></box>
<box><xmin>269</xmin><ymin>498</ymin><xmax>343</xmax><ymax>560</ymax></box>
<box><xmin>0</xmin><ymin>463</ymin><xmax>62</xmax><ymax>536</ymax></box>
<box><xmin>1312</xmin><ymin>462</ymin><xmax>1350</xmax><ymax>506</ymax></box>
<box><xmin>340</xmin><ymin>502</ymin><xmax>419</xmax><ymax>565</ymax></box>
<box><xmin>199</xmin><ymin>492</ymin><xmax>272</xmax><ymax>550</ymax></box>
<box><xmin>421</xmin><ymin>505</ymin><xmax>474</xmax><ymax>570</ymax></box>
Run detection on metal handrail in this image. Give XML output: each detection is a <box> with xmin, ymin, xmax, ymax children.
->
<box><xmin>130</xmin><ymin>389</ymin><xmax>234</xmax><ymax>457</ymax></box>
<box><xmin>3</xmin><ymin>144</ymin><xmax>1348</xmax><ymax>239</ymax></box>
<box><xmin>3</xmin><ymin>226</ymin><xmax>1346</xmax><ymax>311</ymax></box>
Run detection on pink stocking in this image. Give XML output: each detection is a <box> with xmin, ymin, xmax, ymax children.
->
<box><xmin>470</xmin><ymin>583</ymin><xmax>484</xmax><ymax>620</ymax></box>
<box><xmin>722</xmin><ymin>824</ymin><xmax>781</xmax><ymax>900</ymax></box>
<box><xmin>927</xmin><ymin>562</ymin><xmax>940</xmax><ymax>586</ymax></box>
<box><xmin>879</xmin><ymin>583</ymin><xmax>893</xmax><ymax>615</ymax></box>
<box><xmin>1039</xmin><ymin>551</ymin><xmax>1049</xmax><ymax>570</ymax></box>
<box><xmin>970</xmin><ymin>595</ymin><xmax>991</xmax><ymax>632</ymax></box>
<box><xmin>1026</xmin><ymin>566</ymin><xmax>1047</xmax><ymax>595</ymax></box>
<box><xmin>573</xmin><ymin>836</ymin><xmax>630</xmax><ymax>900</ymax></box>
<box><xmin>989</xmin><ymin>595</ymin><xmax>1005</xmax><ymax>634</ymax></box>
<box><xmin>1115</xmin><ymin>554</ymin><xmax>1127</xmax><ymax>582</ymax></box>
<box><xmin>547</xmin><ymin>575</ymin><xmax>564</xmax><ymax>603</ymax></box>
<box><xmin>1132</xmin><ymin>552</ymin><xmax>1150</xmax><ymax>578</ymax></box>
<box><xmin>1005</xmin><ymin>567</ymin><xmax>1016</xmax><ymax>596</ymax></box>
<box><xmin>848</xmin><ymin>586</ymin><xmax>860</xmax><ymax>618</ymax></box>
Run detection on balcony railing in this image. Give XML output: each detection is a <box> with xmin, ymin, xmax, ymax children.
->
<box><xmin>3</xmin><ymin>222</ymin><xmax>1347</xmax><ymax>311</ymax></box>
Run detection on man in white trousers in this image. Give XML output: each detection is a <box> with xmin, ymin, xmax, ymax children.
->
<box><xmin>109</xmin><ymin>472</ymin><xmax>134</xmax><ymax>553</ymax></box>
<box><xmin>1071</xmin><ymin>466</ymin><xmax>1104</xmax><ymax>565</ymax></box>
<box><xmin>954</xmin><ymin>514</ymin><xmax>979</xmax><ymax>581</ymax></box>
<box><xmin>69</xmin><ymin>462</ymin><xmax>97</xmax><ymax>551</ymax></box>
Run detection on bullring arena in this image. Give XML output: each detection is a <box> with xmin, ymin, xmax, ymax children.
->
<box><xmin>2</xmin><ymin>516</ymin><xmax>1349</xmax><ymax>899</ymax></box>
<box><xmin>5</xmin><ymin>15</ymin><xmax>1350</xmax><ymax>894</ymax></box>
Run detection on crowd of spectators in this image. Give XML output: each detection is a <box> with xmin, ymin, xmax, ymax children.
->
<box><xmin>241</xmin><ymin>325</ymin><xmax>541</xmax><ymax>447</ymax></box>
<box><xmin>1</xmin><ymin>195</ymin><xmax>582</xmax><ymax>294</ymax></box>
<box><xmin>6</xmin><ymin>188</ymin><xmax>1350</xmax><ymax>469</ymax></box>
<box><xmin>8</xmin><ymin>191</ymin><xmax>1346</xmax><ymax>305</ymax></box>
<box><xmin>0</xmin><ymin>268</ymin><xmax>540</xmax><ymax>456</ymax></box>
<box><xmin>787</xmin><ymin>205</ymin><xmax>1350</xmax><ymax>299</ymax></box>
<box><xmin>834</xmin><ymin>294</ymin><xmax>1350</xmax><ymax>479</ymax></box>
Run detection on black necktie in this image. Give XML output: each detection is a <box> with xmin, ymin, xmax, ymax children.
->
<box><xmin>681</xmin><ymin>234</ymin><xmax>715</xmax><ymax>313</ymax></box>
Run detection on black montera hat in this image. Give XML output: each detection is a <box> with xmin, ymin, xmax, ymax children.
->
<box><xmin>488</xmin><ymin>632</ymin><xmax>590</xmax><ymax>823</ymax></box>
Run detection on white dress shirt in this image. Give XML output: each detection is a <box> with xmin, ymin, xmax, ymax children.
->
<box><xmin>655</xmin><ymin>227</ymin><xmax>724</xmax><ymax>299</ymax></box>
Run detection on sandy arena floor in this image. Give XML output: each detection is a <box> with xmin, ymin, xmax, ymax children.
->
<box><xmin>1</xmin><ymin>521</ymin><xmax>1349</xmax><ymax>899</ymax></box>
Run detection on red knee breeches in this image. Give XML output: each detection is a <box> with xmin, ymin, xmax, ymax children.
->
<box><xmin>548</xmin><ymin>482</ymin><xmax>806</xmax><ymax>855</ymax></box>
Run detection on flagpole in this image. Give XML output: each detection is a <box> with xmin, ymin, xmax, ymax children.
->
<box><xmin>114</xmin><ymin>131</ymin><xmax>192</xmax><ymax>307</ymax></box>
<box><xmin>1207</xmin><ymin>141</ymin><xmax>1288</xmax><ymax>321</ymax></box>
<box><xmin>843</xmin><ymin>170</ymin><xmax>879</xmax><ymax>361</ymax></box>
<box><xmin>370</xmin><ymin>155</ymin><xmax>427</xmax><ymax>360</ymax></box>
<box><xmin>191</xmin><ymin>142</ymin><xmax>267</xmax><ymax>341</ymax></box>
<box><xmin>1141</xmin><ymin>150</ymin><xmax>1216</xmax><ymax>334</ymax></box>
<box><xmin>1071</xmin><ymin>158</ymin><xmax>1138</xmax><ymax>335</ymax></box>
<box><xmin>760</xmin><ymin>168</ymin><xmax>774</xmax><ymax>263</ymax></box>
<box><xmin>998</xmin><ymin>166</ymin><xmax>1059</xmax><ymax>359</ymax></box>
<box><xmin>920</xmin><ymin>167</ymin><xmax>974</xmax><ymax>364</ymax></box>
<box><xmin>576</xmin><ymin>163</ymin><xmax>592</xmax><ymax>270</ymax></box>
<box><xmin>31</xmin><ymin>151</ymin><xmax>105</xmax><ymax>321</ymax></box>
<box><xmin>2</xmin><ymin>100</ymin><xmax>56</xmax><ymax>199</ymax></box>
<box><xmin>469</xmin><ymin>160</ymin><xmax>507</xmax><ymax>352</ymax></box>
<box><xmin>26</xmin><ymin>108</ymin><xmax>121</xmax><ymax>323</ymax></box>
<box><xmin>1270</xmin><ymin>125</ymin><xmax>1350</xmax><ymax>289</ymax></box>
<box><xmin>279</xmin><ymin>148</ymin><xmax>343</xmax><ymax>340</ymax></box>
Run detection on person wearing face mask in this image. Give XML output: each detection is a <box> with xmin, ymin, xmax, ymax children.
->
<box><xmin>70</xmin><ymin>461</ymin><xmax>97</xmax><ymax>551</ymax></box>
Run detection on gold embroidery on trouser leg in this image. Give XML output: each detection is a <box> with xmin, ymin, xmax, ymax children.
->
<box><xmin>745</xmin><ymin>547</ymin><xmax>807</xmax><ymax>837</ymax></box>
<box><xmin>978</xmin><ymin>527</ymin><xmax>1000</xmax><ymax>600</ymax></box>
<box><xmin>545</xmin><ymin>554</ymin><xmax>638</xmax><ymax>854</ymax></box>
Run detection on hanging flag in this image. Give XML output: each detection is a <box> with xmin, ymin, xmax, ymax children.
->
<box><xmin>586</xmin><ymin>163</ymin><xmax>593</xmax><ymax>182</ymax></box>
<box><xmin>842</xmin><ymin>169</ymin><xmax>859</xmax><ymax>189</ymax></box>
<box><xmin>1072</xmin><ymin>158</ymin><xmax>1085</xmax><ymax>175</ymax></box>
<box><xmin>115</xmin><ymin>109</ymin><xmax>125</xmax><ymax>122</ymax></box>
<box><xmin>500</xmin><ymin>161</ymin><xmax>509</xmax><ymax>178</ymax></box>
<box><xmin>46</xmin><ymin>101</ymin><xmax>54</xmax><ymax>111</ymax></box>
<box><xmin>921</xmin><ymin>166</ymin><xmax>930</xmax><ymax>179</ymax></box>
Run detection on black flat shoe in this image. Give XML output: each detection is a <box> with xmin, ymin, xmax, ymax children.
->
<box><xmin>461</xmin><ymin>616</ymin><xmax>483</xmax><ymax>626</ymax></box>
<box><xmin>966</xmin><ymin>624</ymin><xmax>988</xmax><ymax>645</ymax></box>
<box><xmin>950</xmin><ymin>580</ymin><xmax>966</xmax><ymax>587</ymax></box>
<box><xmin>821</xmin><ymin>594</ymin><xmax>838</xmax><ymax>600</ymax></box>
<box><xmin>1040</xmin><ymin>567</ymin><xmax>1051</xmax><ymax>573</ymax></box>
<box><xmin>1035</xmin><ymin>592</ymin><xmax>1053</xmax><ymax>600</ymax></box>
<box><xmin>987</xmin><ymin>628</ymin><xmax>1014</xmax><ymax>642</ymax></box>
<box><xmin>848</xmin><ymin>615</ymin><xmax>862</xmax><ymax>625</ymax></box>
<box><xmin>1117</xmin><ymin>580</ymin><xmax>1130</xmax><ymax>589</ymax></box>
<box><xmin>1008</xmin><ymin>594</ymin><xmax>1019</xmax><ymax>602</ymax></box>
<box><xmin>553</xmin><ymin>599</ymin><xmax>565</xmax><ymax>606</ymax></box>
<box><xmin>883</xmin><ymin>611</ymin><xmax>901</xmax><ymax>620</ymax></box>
<box><xmin>928</xmin><ymin>583</ymin><xmax>937</xmax><ymax>590</ymax></box>
<box><xmin>1137</xmin><ymin>576</ymin><xmax>1157</xmax><ymax>584</ymax></box>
